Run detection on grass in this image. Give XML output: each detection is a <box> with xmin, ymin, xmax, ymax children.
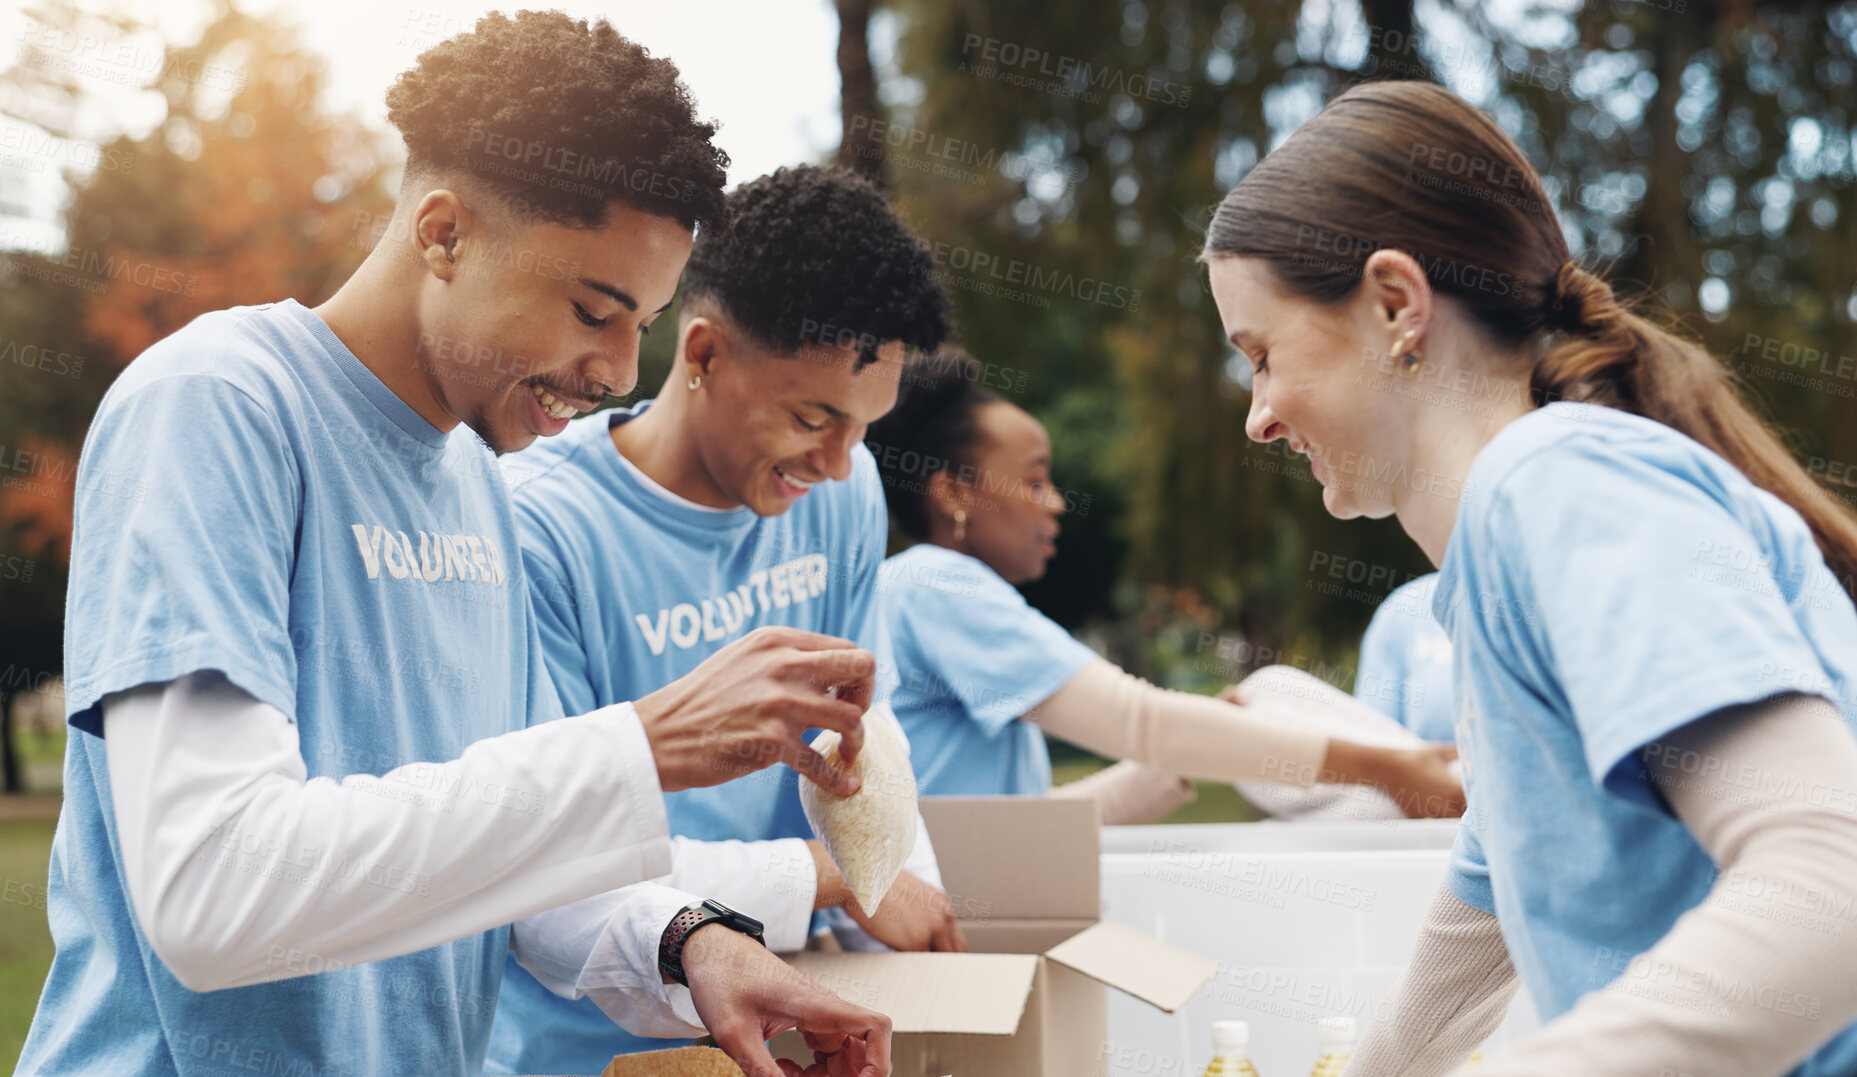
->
<box><xmin>14</xmin><ymin>726</ymin><xmax>65</xmax><ymax>770</ymax></box>
<box><xmin>14</xmin><ymin>725</ymin><xmax>66</xmax><ymax>794</ymax></box>
<box><xmin>0</xmin><ymin>817</ymin><xmax>57</xmax><ymax>1073</ymax></box>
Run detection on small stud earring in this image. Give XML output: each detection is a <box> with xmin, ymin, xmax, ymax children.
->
<box><xmin>953</xmin><ymin>509</ymin><xmax>968</xmax><ymax>544</ymax></box>
<box><xmin>687</xmin><ymin>375</ymin><xmax>702</xmax><ymax>390</ymax></box>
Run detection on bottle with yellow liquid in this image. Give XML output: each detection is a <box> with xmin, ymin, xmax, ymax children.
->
<box><xmin>1202</xmin><ymin>1020</ymin><xmax>1261</xmax><ymax>1077</ymax></box>
<box><xmin>1309</xmin><ymin>1016</ymin><xmax>1354</xmax><ymax>1076</ymax></box>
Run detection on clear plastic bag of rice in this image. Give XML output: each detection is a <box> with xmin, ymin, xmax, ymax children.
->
<box><xmin>798</xmin><ymin>701</ymin><xmax>918</xmax><ymax>917</ymax></box>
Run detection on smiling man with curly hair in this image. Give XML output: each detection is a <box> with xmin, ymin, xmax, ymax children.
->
<box><xmin>488</xmin><ymin>163</ymin><xmax>952</xmax><ymax>1075</ymax></box>
<box><xmin>366</xmin><ymin>8</ymin><xmax>730</xmax><ymax>451</ymax></box>
<box><xmin>19</xmin><ymin>14</ymin><xmax>897</xmax><ymax>1077</ymax></box>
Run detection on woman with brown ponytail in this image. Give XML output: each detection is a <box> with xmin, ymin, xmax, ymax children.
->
<box><xmin>1203</xmin><ymin>81</ymin><xmax>1857</xmax><ymax>1077</ymax></box>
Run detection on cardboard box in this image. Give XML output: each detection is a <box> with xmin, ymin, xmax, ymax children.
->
<box><xmin>600</xmin><ymin>1045</ymin><xmax>742</xmax><ymax>1076</ymax></box>
<box><xmin>598</xmin><ymin>1044</ymin><xmax>950</xmax><ymax>1077</ymax></box>
<box><xmin>768</xmin><ymin>796</ymin><xmax>1219</xmax><ymax>1077</ymax></box>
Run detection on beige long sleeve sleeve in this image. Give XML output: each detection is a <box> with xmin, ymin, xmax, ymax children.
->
<box><xmin>1029</xmin><ymin>658</ymin><xmax>1330</xmax><ymax>787</ymax></box>
<box><xmin>1341</xmin><ymin>882</ymin><xmax>1520</xmax><ymax>1077</ymax></box>
<box><xmin>1051</xmin><ymin>759</ymin><xmax>1198</xmax><ymax>825</ymax></box>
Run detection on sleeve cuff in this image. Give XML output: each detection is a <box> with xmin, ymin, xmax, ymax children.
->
<box><xmin>901</xmin><ymin>812</ymin><xmax>941</xmax><ymax>890</ymax></box>
<box><xmin>581</xmin><ymin>881</ymin><xmax>707</xmax><ymax>1037</ymax></box>
<box><xmin>1445</xmin><ymin>864</ymin><xmax>1496</xmax><ymax>916</ymax></box>
<box><xmin>665</xmin><ymin>836</ymin><xmax>818</xmax><ymax>953</ymax></box>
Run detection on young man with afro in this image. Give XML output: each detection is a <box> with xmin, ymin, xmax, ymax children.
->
<box><xmin>489</xmin><ymin>165</ymin><xmax>957</xmax><ymax>1076</ymax></box>
<box><xmin>20</xmin><ymin>14</ymin><xmax>892</xmax><ymax>1077</ymax></box>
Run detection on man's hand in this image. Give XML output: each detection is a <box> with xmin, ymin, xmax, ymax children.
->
<box><xmin>848</xmin><ymin>871</ymin><xmax>967</xmax><ymax>952</ymax></box>
<box><xmin>683</xmin><ymin>924</ymin><xmax>891</xmax><ymax>1077</ymax></box>
<box><xmin>637</xmin><ymin>626</ymin><xmax>873</xmax><ymax>795</ymax></box>
<box><xmin>808</xmin><ymin>843</ymin><xmax>966</xmax><ymax>952</ymax></box>
<box><xmin>778</xmin><ymin>1031</ymin><xmax>882</xmax><ymax>1077</ymax></box>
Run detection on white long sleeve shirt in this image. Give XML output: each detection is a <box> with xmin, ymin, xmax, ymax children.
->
<box><xmin>103</xmin><ymin>671</ymin><xmax>704</xmax><ymax>1031</ymax></box>
<box><xmin>105</xmin><ymin>671</ymin><xmax>943</xmax><ymax>1036</ymax></box>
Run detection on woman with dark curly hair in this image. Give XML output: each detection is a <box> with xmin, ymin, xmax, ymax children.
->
<box><xmin>867</xmin><ymin>347</ymin><xmax>1466</xmax><ymax>825</ymax></box>
<box><xmin>1203</xmin><ymin>80</ymin><xmax>1857</xmax><ymax>1076</ymax></box>
<box><xmin>21</xmin><ymin>13</ymin><xmax>891</xmax><ymax>1077</ymax></box>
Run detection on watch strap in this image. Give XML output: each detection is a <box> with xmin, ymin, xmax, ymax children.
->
<box><xmin>658</xmin><ymin>899</ymin><xmax>766</xmax><ymax>987</ymax></box>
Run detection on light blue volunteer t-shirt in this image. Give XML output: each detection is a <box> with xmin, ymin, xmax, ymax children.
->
<box><xmin>1436</xmin><ymin>401</ymin><xmax>1857</xmax><ymax>1076</ymax></box>
<box><xmin>880</xmin><ymin>543</ymin><xmax>1097</xmax><ymax>797</ymax></box>
<box><xmin>1355</xmin><ymin>573</ymin><xmax>1457</xmax><ymax>742</ymax></box>
<box><xmin>19</xmin><ymin>300</ymin><xmax>561</xmax><ymax>1077</ymax></box>
<box><xmin>485</xmin><ymin>402</ymin><xmax>891</xmax><ymax>1076</ymax></box>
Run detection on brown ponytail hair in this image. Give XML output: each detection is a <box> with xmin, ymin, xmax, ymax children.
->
<box><xmin>1201</xmin><ymin>80</ymin><xmax>1857</xmax><ymax>600</ymax></box>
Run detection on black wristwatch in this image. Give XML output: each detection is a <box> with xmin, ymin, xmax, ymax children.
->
<box><xmin>658</xmin><ymin>899</ymin><xmax>766</xmax><ymax>987</ymax></box>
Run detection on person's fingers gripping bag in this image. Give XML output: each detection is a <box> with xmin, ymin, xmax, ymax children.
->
<box><xmin>799</xmin><ymin>701</ymin><xmax>917</xmax><ymax>917</ymax></box>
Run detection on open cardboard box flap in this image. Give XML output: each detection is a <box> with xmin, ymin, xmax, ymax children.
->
<box><xmin>780</xmin><ymin>797</ymin><xmax>1218</xmax><ymax>1035</ymax></box>
<box><xmin>787</xmin><ymin>920</ymin><xmax>1216</xmax><ymax>1034</ymax></box>
<box><xmin>1043</xmin><ymin>920</ymin><xmax>1219</xmax><ymax>1013</ymax></box>
<box><xmin>602</xmin><ymin>799</ymin><xmax>1210</xmax><ymax>1077</ymax></box>
<box><xmin>784</xmin><ymin>951</ymin><xmax>1040</xmax><ymax>1035</ymax></box>
<box><xmin>920</xmin><ymin>797</ymin><xmax>1100</xmax><ymax>921</ymax></box>
<box><xmin>921</xmin><ymin>796</ymin><xmax>1216</xmax><ymax>1012</ymax></box>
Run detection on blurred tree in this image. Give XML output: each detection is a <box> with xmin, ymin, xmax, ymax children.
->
<box><xmin>71</xmin><ymin>3</ymin><xmax>392</xmax><ymax>363</ymax></box>
<box><xmin>1469</xmin><ymin>0</ymin><xmax>1857</xmax><ymax>467</ymax></box>
<box><xmin>883</xmin><ymin>0</ymin><xmax>1857</xmax><ymax>683</ymax></box>
<box><xmin>886</xmin><ymin>0</ymin><xmax>1409</xmax><ymax>672</ymax></box>
<box><xmin>835</xmin><ymin>0</ymin><xmax>890</xmax><ymax>188</ymax></box>
<box><xmin>0</xmin><ymin>0</ymin><xmax>393</xmax><ymax>789</ymax></box>
<box><xmin>0</xmin><ymin>0</ymin><xmax>143</xmax><ymax>792</ymax></box>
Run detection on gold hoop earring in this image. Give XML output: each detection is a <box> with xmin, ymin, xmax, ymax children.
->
<box><xmin>1390</xmin><ymin>330</ymin><xmax>1422</xmax><ymax>374</ymax></box>
<box><xmin>687</xmin><ymin>375</ymin><xmax>702</xmax><ymax>391</ymax></box>
<box><xmin>953</xmin><ymin>509</ymin><xmax>968</xmax><ymax>544</ymax></box>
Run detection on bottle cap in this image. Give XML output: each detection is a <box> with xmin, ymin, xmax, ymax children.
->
<box><xmin>1319</xmin><ymin>1016</ymin><xmax>1356</xmax><ymax>1046</ymax></box>
<box><xmin>1211</xmin><ymin>1020</ymin><xmax>1250</xmax><ymax>1051</ymax></box>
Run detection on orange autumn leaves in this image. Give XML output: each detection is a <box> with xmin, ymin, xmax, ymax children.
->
<box><xmin>3</xmin><ymin>13</ymin><xmax>391</xmax><ymax>566</ymax></box>
<box><xmin>0</xmin><ymin>434</ymin><xmax>76</xmax><ymax>566</ymax></box>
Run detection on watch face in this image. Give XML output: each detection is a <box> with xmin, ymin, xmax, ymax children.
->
<box><xmin>702</xmin><ymin>899</ymin><xmax>765</xmax><ymax>938</ymax></box>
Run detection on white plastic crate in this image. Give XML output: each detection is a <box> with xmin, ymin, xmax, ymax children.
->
<box><xmin>1093</xmin><ymin>820</ymin><xmax>1538</xmax><ymax>1077</ymax></box>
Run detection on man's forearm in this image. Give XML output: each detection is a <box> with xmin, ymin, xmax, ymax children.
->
<box><xmin>106</xmin><ymin>672</ymin><xmax>672</xmax><ymax>991</ymax></box>
<box><xmin>510</xmin><ymin>881</ymin><xmax>710</xmax><ymax>1038</ymax></box>
<box><xmin>809</xmin><ymin>839</ymin><xmax>854</xmax><ymax>910</ymax></box>
<box><xmin>664</xmin><ymin>836</ymin><xmax>818</xmax><ymax>950</ymax></box>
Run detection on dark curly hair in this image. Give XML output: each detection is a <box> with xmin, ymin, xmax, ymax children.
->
<box><xmin>865</xmin><ymin>347</ymin><xmax>999</xmax><ymax>540</ymax></box>
<box><xmin>385</xmin><ymin>10</ymin><xmax>728</xmax><ymax>230</ymax></box>
<box><xmin>680</xmin><ymin>165</ymin><xmax>950</xmax><ymax>369</ymax></box>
